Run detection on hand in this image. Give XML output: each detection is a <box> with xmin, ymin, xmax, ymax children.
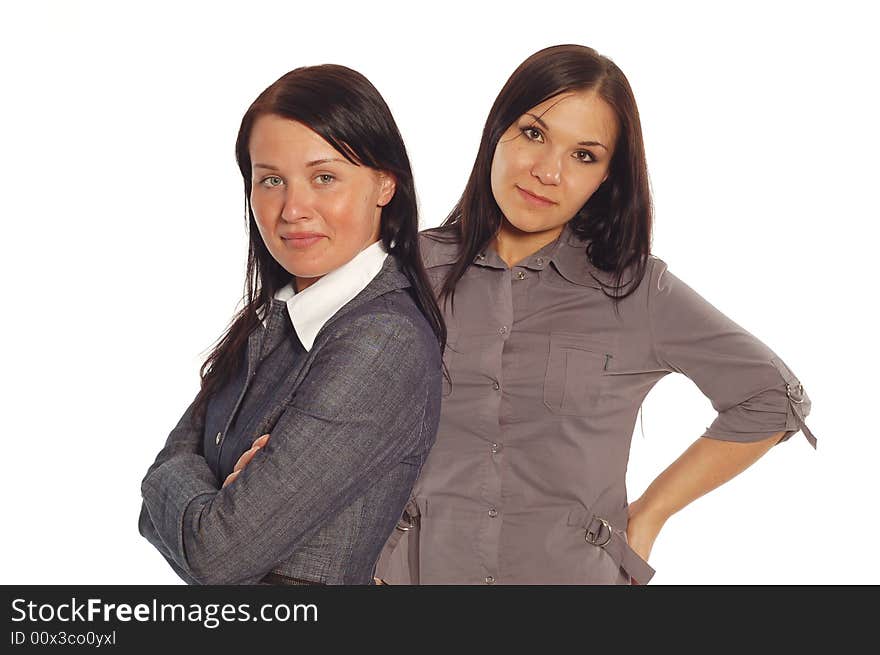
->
<box><xmin>222</xmin><ymin>433</ymin><xmax>270</xmax><ymax>488</ymax></box>
<box><xmin>625</xmin><ymin>496</ymin><xmax>667</xmax><ymax>585</ymax></box>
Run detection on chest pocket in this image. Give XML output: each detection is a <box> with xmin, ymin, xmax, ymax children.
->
<box><xmin>543</xmin><ymin>333</ymin><xmax>614</xmax><ymax>416</ymax></box>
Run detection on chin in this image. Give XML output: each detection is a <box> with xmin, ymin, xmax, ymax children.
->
<box><xmin>288</xmin><ymin>264</ymin><xmax>329</xmax><ymax>280</ymax></box>
<box><xmin>272</xmin><ymin>257</ymin><xmax>314</xmax><ymax>279</ymax></box>
<box><xmin>504</xmin><ymin>213</ymin><xmax>563</xmax><ymax>235</ymax></box>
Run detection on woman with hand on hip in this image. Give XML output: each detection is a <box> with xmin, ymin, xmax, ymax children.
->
<box><xmin>375</xmin><ymin>44</ymin><xmax>817</xmax><ymax>585</ymax></box>
<box><xmin>138</xmin><ymin>64</ymin><xmax>445</xmax><ymax>585</ymax></box>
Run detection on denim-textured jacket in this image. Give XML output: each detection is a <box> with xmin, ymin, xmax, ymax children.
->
<box><xmin>138</xmin><ymin>255</ymin><xmax>442</xmax><ymax>584</ymax></box>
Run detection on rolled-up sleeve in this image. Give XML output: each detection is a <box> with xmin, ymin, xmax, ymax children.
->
<box><xmin>139</xmin><ymin>310</ymin><xmax>435</xmax><ymax>585</ymax></box>
<box><xmin>647</xmin><ymin>257</ymin><xmax>817</xmax><ymax>449</ymax></box>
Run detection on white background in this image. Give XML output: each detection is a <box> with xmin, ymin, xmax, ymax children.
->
<box><xmin>1</xmin><ymin>0</ymin><xmax>876</xmax><ymax>585</ymax></box>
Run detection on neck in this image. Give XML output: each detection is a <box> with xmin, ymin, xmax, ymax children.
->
<box><xmin>294</xmin><ymin>275</ymin><xmax>321</xmax><ymax>293</ymax></box>
<box><xmin>492</xmin><ymin>220</ymin><xmax>565</xmax><ymax>268</ymax></box>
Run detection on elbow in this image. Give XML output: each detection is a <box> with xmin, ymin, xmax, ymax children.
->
<box><xmin>137</xmin><ymin>503</ymin><xmax>151</xmax><ymax>540</ymax></box>
<box><xmin>178</xmin><ymin>529</ymin><xmax>264</xmax><ymax>586</ymax></box>
<box><xmin>184</xmin><ymin>564</ymin><xmax>260</xmax><ymax>586</ymax></box>
<box><xmin>770</xmin><ymin>357</ymin><xmax>817</xmax><ymax>449</ymax></box>
<box><xmin>706</xmin><ymin>357</ymin><xmax>817</xmax><ymax>449</ymax></box>
<box><xmin>177</xmin><ymin>531</ymin><xmax>223</xmax><ymax>585</ymax></box>
<box><xmin>184</xmin><ymin>565</ymin><xmax>224</xmax><ymax>586</ymax></box>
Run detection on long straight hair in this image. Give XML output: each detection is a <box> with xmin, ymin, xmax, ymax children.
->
<box><xmin>190</xmin><ymin>64</ymin><xmax>446</xmax><ymax>429</ymax></box>
<box><xmin>438</xmin><ymin>44</ymin><xmax>653</xmax><ymax>312</ymax></box>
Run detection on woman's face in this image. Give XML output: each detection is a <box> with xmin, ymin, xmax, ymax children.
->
<box><xmin>490</xmin><ymin>90</ymin><xmax>618</xmax><ymax>239</ymax></box>
<box><xmin>248</xmin><ymin>113</ymin><xmax>395</xmax><ymax>292</ymax></box>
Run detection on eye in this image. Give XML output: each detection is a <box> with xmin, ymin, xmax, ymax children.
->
<box><xmin>573</xmin><ymin>150</ymin><xmax>596</xmax><ymax>163</ymax></box>
<box><xmin>520</xmin><ymin>126</ymin><xmax>544</xmax><ymax>143</ymax></box>
<box><xmin>315</xmin><ymin>173</ymin><xmax>335</xmax><ymax>185</ymax></box>
<box><xmin>259</xmin><ymin>175</ymin><xmax>283</xmax><ymax>188</ymax></box>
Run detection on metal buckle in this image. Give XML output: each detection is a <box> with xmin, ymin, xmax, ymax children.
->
<box><xmin>395</xmin><ymin>510</ymin><xmax>416</xmax><ymax>532</ymax></box>
<box><xmin>585</xmin><ymin>517</ymin><xmax>613</xmax><ymax>547</ymax></box>
<box><xmin>786</xmin><ymin>383</ymin><xmax>805</xmax><ymax>404</ymax></box>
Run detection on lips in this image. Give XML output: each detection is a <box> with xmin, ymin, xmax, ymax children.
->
<box><xmin>515</xmin><ymin>185</ymin><xmax>556</xmax><ymax>206</ymax></box>
<box><xmin>280</xmin><ymin>232</ymin><xmax>326</xmax><ymax>249</ymax></box>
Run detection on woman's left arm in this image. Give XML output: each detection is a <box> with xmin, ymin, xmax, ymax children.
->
<box><xmin>646</xmin><ymin>257</ymin><xmax>818</xmax><ymax>449</ymax></box>
<box><xmin>626</xmin><ymin>257</ymin><xmax>819</xmax><ymax>578</ymax></box>
<box><xmin>139</xmin><ymin>309</ymin><xmax>437</xmax><ymax>585</ymax></box>
<box><xmin>625</xmin><ymin>429</ymin><xmax>784</xmax><ymax>565</ymax></box>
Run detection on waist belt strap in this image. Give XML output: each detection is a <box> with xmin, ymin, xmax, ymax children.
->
<box><xmin>586</xmin><ymin>515</ymin><xmax>656</xmax><ymax>584</ymax></box>
<box><xmin>387</xmin><ymin>498</ymin><xmax>420</xmax><ymax>584</ymax></box>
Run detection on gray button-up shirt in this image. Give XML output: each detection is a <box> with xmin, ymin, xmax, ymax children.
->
<box><xmin>375</xmin><ymin>224</ymin><xmax>816</xmax><ymax>585</ymax></box>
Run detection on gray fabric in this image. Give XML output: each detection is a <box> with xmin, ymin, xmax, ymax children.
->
<box><xmin>375</xmin><ymin>224</ymin><xmax>816</xmax><ymax>585</ymax></box>
<box><xmin>139</xmin><ymin>255</ymin><xmax>442</xmax><ymax>585</ymax></box>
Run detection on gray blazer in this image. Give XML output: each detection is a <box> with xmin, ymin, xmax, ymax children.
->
<box><xmin>138</xmin><ymin>255</ymin><xmax>442</xmax><ymax>584</ymax></box>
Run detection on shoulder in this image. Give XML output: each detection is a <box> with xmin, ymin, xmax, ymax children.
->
<box><xmin>418</xmin><ymin>225</ymin><xmax>460</xmax><ymax>268</ymax></box>
<box><xmin>647</xmin><ymin>254</ymin><xmax>670</xmax><ymax>290</ymax></box>
<box><xmin>646</xmin><ymin>254</ymin><xmax>701</xmax><ymax>299</ymax></box>
<box><xmin>328</xmin><ymin>293</ymin><xmax>423</xmax><ymax>343</ymax></box>
<box><xmin>556</xmin><ymin>227</ymin><xmax>656</xmax><ymax>294</ymax></box>
<box><xmin>318</xmin><ymin>290</ymin><xmax>440</xmax><ymax>368</ymax></box>
<box><xmin>289</xmin><ymin>296</ymin><xmax>441</xmax><ymax>423</ymax></box>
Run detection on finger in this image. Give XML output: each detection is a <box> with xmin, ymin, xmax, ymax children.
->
<box><xmin>233</xmin><ymin>445</ymin><xmax>262</xmax><ymax>473</ymax></box>
<box><xmin>222</xmin><ymin>470</ymin><xmax>240</xmax><ymax>488</ymax></box>
<box><xmin>252</xmin><ymin>433</ymin><xmax>270</xmax><ymax>448</ymax></box>
<box><xmin>232</xmin><ymin>449</ymin><xmax>253</xmax><ymax>473</ymax></box>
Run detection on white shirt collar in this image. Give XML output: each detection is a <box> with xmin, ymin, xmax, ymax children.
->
<box><xmin>263</xmin><ymin>240</ymin><xmax>388</xmax><ymax>351</ymax></box>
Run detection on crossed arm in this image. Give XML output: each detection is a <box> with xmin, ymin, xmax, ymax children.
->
<box><xmin>138</xmin><ymin>311</ymin><xmax>434</xmax><ymax>585</ymax></box>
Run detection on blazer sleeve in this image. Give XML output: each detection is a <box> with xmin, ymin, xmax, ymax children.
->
<box><xmin>137</xmin><ymin>397</ymin><xmax>206</xmax><ymax>584</ymax></box>
<box><xmin>138</xmin><ymin>503</ymin><xmax>200</xmax><ymax>584</ymax></box>
<box><xmin>646</xmin><ymin>257</ymin><xmax>817</xmax><ymax>449</ymax></box>
<box><xmin>139</xmin><ymin>309</ymin><xmax>436</xmax><ymax>585</ymax></box>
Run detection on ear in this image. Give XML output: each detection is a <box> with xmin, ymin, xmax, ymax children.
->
<box><xmin>376</xmin><ymin>172</ymin><xmax>397</xmax><ymax>207</ymax></box>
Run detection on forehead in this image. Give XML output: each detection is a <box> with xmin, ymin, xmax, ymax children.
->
<box><xmin>525</xmin><ymin>91</ymin><xmax>618</xmax><ymax>149</ymax></box>
<box><xmin>248</xmin><ymin>114</ymin><xmax>338</xmax><ymax>158</ymax></box>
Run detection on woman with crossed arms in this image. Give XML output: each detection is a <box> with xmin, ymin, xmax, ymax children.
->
<box><xmin>138</xmin><ymin>64</ymin><xmax>444</xmax><ymax>585</ymax></box>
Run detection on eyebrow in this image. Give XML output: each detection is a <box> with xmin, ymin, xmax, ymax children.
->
<box><xmin>524</xmin><ymin>113</ymin><xmax>609</xmax><ymax>151</ymax></box>
<box><xmin>253</xmin><ymin>157</ymin><xmax>350</xmax><ymax>170</ymax></box>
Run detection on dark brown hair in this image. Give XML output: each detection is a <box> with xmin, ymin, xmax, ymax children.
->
<box><xmin>190</xmin><ymin>64</ymin><xmax>446</xmax><ymax>429</ymax></box>
<box><xmin>437</xmin><ymin>44</ymin><xmax>653</xmax><ymax>312</ymax></box>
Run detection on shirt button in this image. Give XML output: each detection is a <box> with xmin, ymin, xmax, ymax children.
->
<box><xmin>499</xmin><ymin>326</ymin><xmax>508</xmax><ymax>336</ymax></box>
<box><xmin>535</xmin><ymin>257</ymin><xmax>544</xmax><ymax>266</ymax></box>
<box><xmin>492</xmin><ymin>380</ymin><xmax>500</xmax><ymax>391</ymax></box>
<box><xmin>491</xmin><ymin>443</ymin><xmax>501</xmax><ymax>454</ymax></box>
<box><xmin>476</xmin><ymin>253</ymin><xmax>486</xmax><ymax>260</ymax></box>
<box><xmin>488</xmin><ymin>508</ymin><xmax>498</xmax><ymax>518</ymax></box>
<box><xmin>514</xmin><ymin>270</ymin><xmax>526</xmax><ymax>280</ymax></box>
<box><xmin>215</xmin><ymin>431</ymin><xmax>223</xmax><ymax>445</ymax></box>
<box><xmin>484</xmin><ymin>575</ymin><xmax>495</xmax><ymax>584</ymax></box>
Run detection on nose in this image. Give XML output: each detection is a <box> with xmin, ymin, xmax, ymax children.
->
<box><xmin>530</xmin><ymin>152</ymin><xmax>562</xmax><ymax>186</ymax></box>
<box><xmin>280</xmin><ymin>179</ymin><xmax>311</xmax><ymax>222</ymax></box>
